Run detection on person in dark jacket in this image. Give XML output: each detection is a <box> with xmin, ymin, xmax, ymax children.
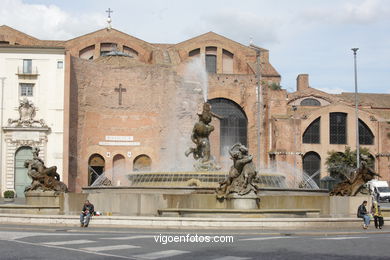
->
<box><xmin>357</xmin><ymin>200</ymin><xmax>370</xmax><ymax>229</ymax></box>
<box><xmin>80</xmin><ymin>200</ymin><xmax>94</xmax><ymax>227</ymax></box>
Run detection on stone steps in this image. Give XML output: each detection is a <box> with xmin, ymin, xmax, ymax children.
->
<box><xmin>157</xmin><ymin>208</ymin><xmax>321</xmax><ymax>218</ymax></box>
<box><xmin>1</xmin><ymin>213</ymin><xmax>388</xmax><ymax>229</ymax></box>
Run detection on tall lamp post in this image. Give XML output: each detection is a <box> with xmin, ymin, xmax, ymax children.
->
<box><xmin>352</xmin><ymin>48</ymin><xmax>359</xmax><ymax>168</ymax></box>
<box><xmin>255</xmin><ymin>48</ymin><xmax>262</xmax><ymax>171</ymax></box>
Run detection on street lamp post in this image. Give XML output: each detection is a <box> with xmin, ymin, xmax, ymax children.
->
<box><xmin>255</xmin><ymin>49</ymin><xmax>262</xmax><ymax>171</ymax></box>
<box><xmin>352</xmin><ymin>48</ymin><xmax>359</xmax><ymax>169</ymax></box>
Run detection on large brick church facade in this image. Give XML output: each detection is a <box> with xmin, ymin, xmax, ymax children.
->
<box><xmin>1</xmin><ymin>24</ymin><xmax>390</xmax><ymax>193</ymax></box>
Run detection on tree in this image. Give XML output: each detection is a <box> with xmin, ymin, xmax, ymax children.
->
<box><xmin>325</xmin><ymin>146</ymin><xmax>374</xmax><ymax>182</ymax></box>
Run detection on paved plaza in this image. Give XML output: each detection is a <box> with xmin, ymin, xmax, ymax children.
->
<box><xmin>0</xmin><ymin>224</ymin><xmax>389</xmax><ymax>260</ymax></box>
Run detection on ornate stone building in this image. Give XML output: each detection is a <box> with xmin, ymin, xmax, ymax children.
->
<box><xmin>1</xmin><ymin>24</ymin><xmax>389</xmax><ymax>193</ymax></box>
<box><xmin>0</xmin><ymin>39</ymin><xmax>65</xmax><ymax>196</ymax></box>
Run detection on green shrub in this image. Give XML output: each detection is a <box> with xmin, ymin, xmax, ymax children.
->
<box><xmin>3</xmin><ymin>190</ymin><xmax>15</xmax><ymax>198</ymax></box>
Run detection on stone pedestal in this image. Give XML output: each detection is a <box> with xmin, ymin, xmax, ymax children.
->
<box><xmin>25</xmin><ymin>191</ymin><xmax>60</xmax><ymax>207</ymax></box>
<box><xmin>329</xmin><ymin>195</ymin><xmax>371</xmax><ymax>218</ymax></box>
<box><xmin>226</xmin><ymin>192</ymin><xmax>259</xmax><ymax>210</ymax></box>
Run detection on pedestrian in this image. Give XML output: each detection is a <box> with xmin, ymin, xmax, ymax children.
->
<box><xmin>371</xmin><ymin>201</ymin><xmax>384</xmax><ymax>229</ymax></box>
<box><xmin>80</xmin><ymin>200</ymin><xmax>94</xmax><ymax>228</ymax></box>
<box><xmin>357</xmin><ymin>200</ymin><xmax>370</xmax><ymax>229</ymax></box>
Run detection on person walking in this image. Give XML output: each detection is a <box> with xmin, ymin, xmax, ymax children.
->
<box><xmin>357</xmin><ymin>200</ymin><xmax>370</xmax><ymax>229</ymax></box>
<box><xmin>80</xmin><ymin>200</ymin><xmax>94</xmax><ymax>228</ymax></box>
<box><xmin>371</xmin><ymin>201</ymin><xmax>384</xmax><ymax>229</ymax></box>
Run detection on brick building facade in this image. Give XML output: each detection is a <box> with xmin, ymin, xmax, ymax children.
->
<box><xmin>1</xmin><ymin>25</ymin><xmax>389</xmax><ymax>192</ymax></box>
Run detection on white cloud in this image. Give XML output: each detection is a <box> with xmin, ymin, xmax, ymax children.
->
<box><xmin>0</xmin><ymin>0</ymin><xmax>106</xmax><ymax>40</ymax></box>
<box><xmin>300</xmin><ymin>0</ymin><xmax>390</xmax><ymax>25</ymax></box>
<box><xmin>317</xmin><ymin>87</ymin><xmax>347</xmax><ymax>94</ymax></box>
<box><xmin>197</xmin><ymin>8</ymin><xmax>283</xmax><ymax>46</ymax></box>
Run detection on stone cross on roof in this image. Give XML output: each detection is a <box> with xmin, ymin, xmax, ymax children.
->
<box><xmin>106</xmin><ymin>8</ymin><xmax>113</xmax><ymax>18</ymax></box>
<box><xmin>106</xmin><ymin>8</ymin><xmax>113</xmax><ymax>29</ymax></box>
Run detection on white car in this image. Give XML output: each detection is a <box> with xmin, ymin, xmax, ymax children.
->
<box><xmin>367</xmin><ymin>180</ymin><xmax>390</xmax><ymax>202</ymax></box>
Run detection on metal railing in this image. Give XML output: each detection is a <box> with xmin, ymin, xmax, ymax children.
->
<box><xmin>16</xmin><ymin>66</ymin><xmax>39</xmax><ymax>75</ymax></box>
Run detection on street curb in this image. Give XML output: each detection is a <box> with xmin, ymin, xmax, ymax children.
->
<box><xmin>0</xmin><ymin>213</ymin><xmax>388</xmax><ymax>230</ymax></box>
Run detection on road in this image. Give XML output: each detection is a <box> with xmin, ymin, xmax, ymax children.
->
<box><xmin>0</xmin><ymin>224</ymin><xmax>389</xmax><ymax>260</ymax></box>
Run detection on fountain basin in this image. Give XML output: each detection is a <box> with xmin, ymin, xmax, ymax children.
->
<box><xmin>78</xmin><ymin>186</ymin><xmax>330</xmax><ymax>217</ymax></box>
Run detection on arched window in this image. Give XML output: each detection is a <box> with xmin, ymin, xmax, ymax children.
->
<box><xmin>133</xmin><ymin>154</ymin><xmax>151</xmax><ymax>172</ymax></box>
<box><xmin>359</xmin><ymin>119</ymin><xmax>374</xmax><ymax>145</ymax></box>
<box><xmin>205</xmin><ymin>46</ymin><xmax>217</xmax><ymax>74</ymax></box>
<box><xmin>79</xmin><ymin>45</ymin><xmax>95</xmax><ymax>60</ymax></box>
<box><xmin>303</xmin><ymin>117</ymin><xmax>320</xmax><ymax>144</ymax></box>
<box><xmin>88</xmin><ymin>154</ymin><xmax>105</xmax><ymax>185</ymax></box>
<box><xmin>208</xmin><ymin>98</ymin><xmax>248</xmax><ymax>155</ymax></box>
<box><xmin>222</xmin><ymin>49</ymin><xmax>233</xmax><ymax>74</ymax></box>
<box><xmin>300</xmin><ymin>98</ymin><xmax>321</xmax><ymax>106</ymax></box>
<box><xmin>330</xmin><ymin>112</ymin><xmax>347</xmax><ymax>144</ymax></box>
<box><xmin>14</xmin><ymin>146</ymin><xmax>33</xmax><ymax>198</ymax></box>
<box><xmin>303</xmin><ymin>152</ymin><xmax>321</xmax><ymax>186</ymax></box>
<box><xmin>189</xmin><ymin>48</ymin><xmax>200</xmax><ymax>57</ymax></box>
<box><xmin>112</xmin><ymin>154</ymin><xmax>125</xmax><ymax>186</ymax></box>
<box><xmin>100</xmin><ymin>42</ymin><xmax>117</xmax><ymax>56</ymax></box>
<box><xmin>123</xmin><ymin>46</ymin><xmax>139</xmax><ymax>58</ymax></box>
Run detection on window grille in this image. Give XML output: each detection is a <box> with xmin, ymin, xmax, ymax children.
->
<box><xmin>330</xmin><ymin>113</ymin><xmax>347</xmax><ymax>144</ymax></box>
<box><xmin>359</xmin><ymin>119</ymin><xmax>374</xmax><ymax>145</ymax></box>
<box><xmin>303</xmin><ymin>152</ymin><xmax>321</xmax><ymax>186</ymax></box>
<box><xmin>303</xmin><ymin>117</ymin><xmax>320</xmax><ymax>143</ymax></box>
<box><xmin>209</xmin><ymin>98</ymin><xmax>247</xmax><ymax>155</ymax></box>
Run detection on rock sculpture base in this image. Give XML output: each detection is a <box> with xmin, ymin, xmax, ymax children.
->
<box><xmin>25</xmin><ymin>191</ymin><xmax>60</xmax><ymax>207</ymax></box>
<box><xmin>226</xmin><ymin>192</ymin><xmax>259</xmax><ymax>210</ymax></box>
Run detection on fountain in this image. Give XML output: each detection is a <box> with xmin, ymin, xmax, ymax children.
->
<box><xmin>80</xmin><ymin>55</ymin><xmax>337</xmax><ymax>218</ymax></box>
<box><xmin>1</xmin><ymin>57</ymin><xmax>374</xmax><ymax>219</ymax></box>
<box><xmin>185</xmin><ymin>102</ymin><xmax>220</xmax><ymax>171</ymax></box>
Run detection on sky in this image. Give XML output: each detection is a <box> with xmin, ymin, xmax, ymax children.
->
<box><xmin>1</xmin><ymin>0</ymin><xmax>389</xmax><ymax>94</ymax></box>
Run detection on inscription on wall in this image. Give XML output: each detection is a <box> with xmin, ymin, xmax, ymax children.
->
<box><xmin>12</xmin><ymin>132</ymin><xmax>40</xmax><ymax>141</ymax></box>
<box><xmin>105</xmin><ymin>136</ymin><xmax>134</xmax><ymax>141</ymax></box>
<box><xmin>99</xmin><ymin>136</ymin><xmax>140</xmax><ymax>146</ymax></box>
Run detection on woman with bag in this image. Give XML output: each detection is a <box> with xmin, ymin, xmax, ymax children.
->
<box><xmin>371</xmin><ymin>201</ymin><xmax>384</xmax><ymax>229</ymax></box>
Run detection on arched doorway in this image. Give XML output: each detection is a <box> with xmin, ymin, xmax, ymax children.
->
<box><xmin>303</xmin><ymin>152</ymin><xmax>321</xmax><ymax>186</ymax></box>
<box><xmin>112</xmin><ymin>154</ymin><xmax>125</xmax><ymax>186</ymax></box>
<box><xmin>133</xmin><ymin>154</ymin><xmax>151</xmax><ymax>172</ymax></box>
<box><xmin>88</xmin><ymin>154</ymin><xmax>105</xmax><ymax>186</ymax></box>
<box><xmin>14</xmin><ymin>146</ymin><xmax>33</xmax><ymax>198</ymax></box>
<box><xmin>208</xmin><ymin>98</ymin><xmax>248</xmax><ymax>155</ymax></box>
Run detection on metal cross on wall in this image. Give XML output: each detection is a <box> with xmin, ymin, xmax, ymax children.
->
<box><xmin>115</xmin><ymin>84</ymin><xmax>126</xmax><ymax>106</ymax></box>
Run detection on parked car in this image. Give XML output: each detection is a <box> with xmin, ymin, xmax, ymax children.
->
<box><xmin>367</xmin><ymin>180</ymin><xmax>390</xmax><ymax>202</ymax></box>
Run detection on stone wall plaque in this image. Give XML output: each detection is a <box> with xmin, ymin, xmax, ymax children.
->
<box><xmin>12</xmin><ymin>131</ymin><xmax>40</xmax><ymax>141</ymax></box>
<box><xmin>105</xmin><ymin>136</ymin><xmax>133</xmax><ymax>141</ymax></box>
<box><xmin>98</xmin><ymin>141</ymin><xmax>140</xmax><ymax>146</ymax></box>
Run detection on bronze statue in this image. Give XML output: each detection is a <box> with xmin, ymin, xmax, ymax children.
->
<box><xmin>24</xmin><ymin>147</ymin><xmax>68</xmax><ymax>193</ymax></box>
<box><xmin>330</xmin><ymin>160</ymin><xmax>380</xmax><ymax>196</ymax></box>
<box><xmin>216</xmin><ymin>143</ymin><xmax>257</xmax><ymax>198</ymax></box>
<box><xmin>185</xmin><ymin>102</ymin><xmax>220</xmax><ymax>171</ymax></box>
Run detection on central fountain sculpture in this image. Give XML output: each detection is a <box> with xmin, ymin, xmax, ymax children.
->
<box><xmin>216</xmin><ymin>143</ymin><xmax>257</xmax><ymax>199</ymax></box>
<box><xmin>185</xmin><ymin>102</ymin><xmax>220</xmax><ymax>171</ymax></box>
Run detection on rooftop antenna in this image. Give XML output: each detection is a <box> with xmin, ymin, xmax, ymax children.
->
<box><xmin>106</xmin><ymin>8</ymin><xmax>113</xmax><ymax>29</ymax></box>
